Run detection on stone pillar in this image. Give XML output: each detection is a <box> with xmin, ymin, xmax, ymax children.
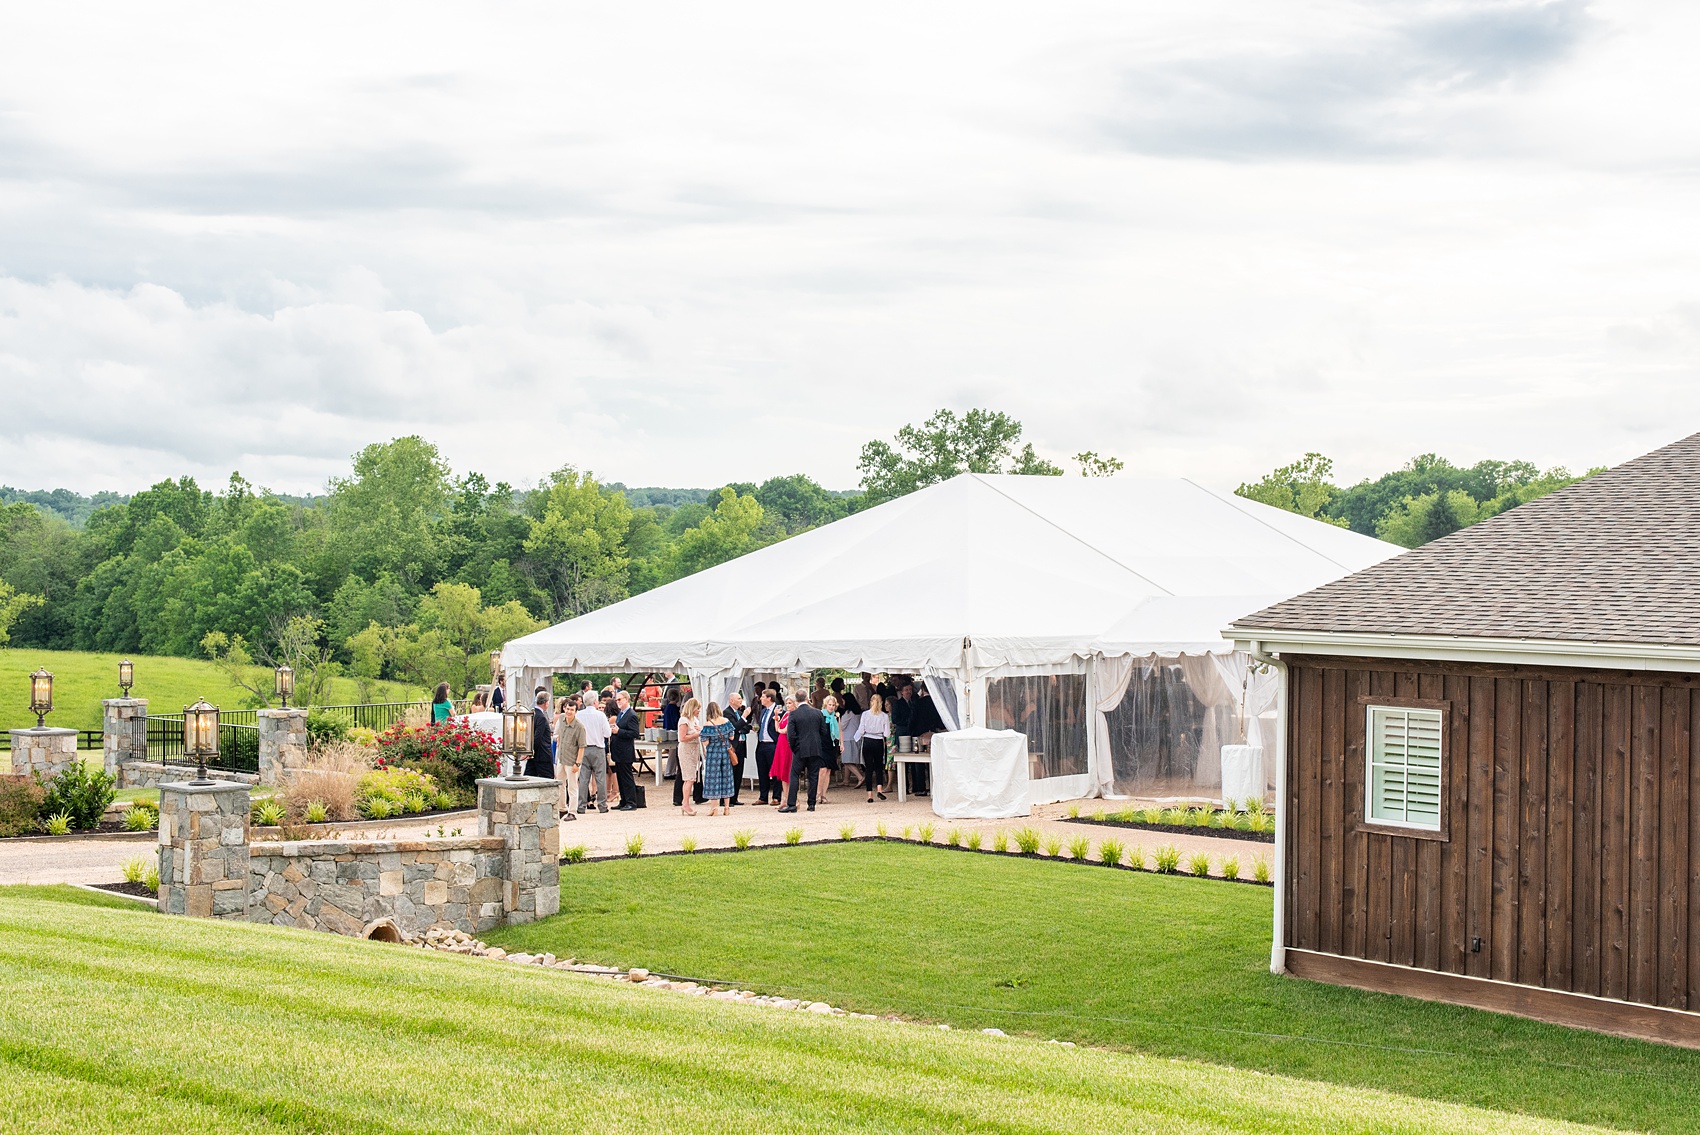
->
<box><xmin>157</xmin><ymin>780</ymin><xmax>251</xmax><ymax>919</ymax></box>
<box><xmin>257</xmin><ymin>708</ymin><xmax>309</xmax><ymax>786</ymax></box>
<box><xmin>6</xmin><ymin>727</ymin><xmax>79</xmax><ymax>780</ymax></box>
<box><xmin>476</xmin><ymin>775</ymin><xmax>561</xmax><ymax>924</ymax></box>
<box><xmin>102</xmin><ymin>698</ymin><xmax>149</xmax><ymax>780</ymax></box>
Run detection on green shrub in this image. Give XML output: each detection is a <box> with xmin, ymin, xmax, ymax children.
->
<box><xmin>122</xmin><ymin>804</ymin><xmax>157</xmax><ymax>832</ymax></box>
<box><xmin>916</xmin><ymin>822</ymin><xmax>935</xmax><ymax>843</ymax></box>
<box><xmin>784</xmin><ymin>827</ymin><xmax>803</xmax><ymax>845</ymax></box>
<box><xmin>1099</xmin><ymin>838</ymin><xmax>1124</xmax><ymax>866</ymax></box>
<box><xmin>1209</xmin><ymin>810</ymin><xmax>1229</xmax><ymax>828</ymax></box>
<box><xmin>361</xmin><ymin>797</ymin><xmax>393</xmax><ymax>820</ymax></box>
<box><xmin>251</xmin><ymin>800</ymin><xmax>286</xmax><ymax>827</ymax></box>
<box><xmin>965</xmin><ymin>831</ymin><xmax>982</xmax><ymax>851</ymax></box>
<box><xmin>1043</xmin><ymin>835</ymin><xmax>1063</xmax><ymax>857</ymax></box>
<box><xmin>680</xmin><ymin>836</ymin><xmax>697</xmax><ymax>852</ymax></box>
<box><xmin>1111</xmin><ymin>808</ymin><xmax>1136</xmax><ymax>823</ymax></box>
<box><xmin>900</xmin><ymin>826</ymin><xmax>912</xmax><ymax>840</ymax></box>
<box><xmin>0</xmin><ymin>776</ymin><xmax>46</xmax><ymax>838</ymax></box>
<box><xmin>1221</xmin><ymin>855</ymin><xmax>1241</xmax><ymax>881</ymax></box>
<box><xmin>403</xmin><ymin>792</ymin><xmax>429</xmax><ymax>815</ymax></box>
<box><xmin>122</xmin><ymin>856</ymin><xmax>148</xmax><ymax>884</ymax></box>
<box><xmin>1013</xmin><ymin>827</ymin><xmax>1041</xmax><ymax>855</ymax></box>
<box><xmin>839</xmin><ymin>824</ymin><xmax>856</xmax><ymax>841</ymax></box>
<box><xmin>374</xmin><ymin>720</ymin><xmax>500</xmax><ymax>794</ymax></box>
<box><xmin>305</xmin><ymin>710</ymin><xmax>351</xmax><ymax>747</ymax></box>
<box><xmin>875</xmin><ymin>821</ymin><xmax>888</xmax><ymax>838</ymax></box>
<box><xmin>1141</xmin><ymin>807</ymin><xmax>1162</xmax><ymax>825</ymax></box>
<box><xmin>1221</xmin><ymin>797</ymin><xmax>1238</xmax><ymax>815</ymax></box>
<box><xmin>304</xmin><ymin>800</ymin><xmax>330</xmax><ymax>824</ymax></box>
<box><xmin>1252</xmin><ymin>855</ymin><xmax>1272</xmax><ymax>883</ymax></box>
<box><xmin>1128</xmin><ymin>844</ymin><xmax>1145</xmax><ymax>870</ymax></box>
<box><xmin>732</xmin><ymin>829</ymin><xmax>754</xmax><ymax>850</ymax></box>
<box><xmin>945</xmin><ymin>827</ymin><xmax>962</xmax><ymax>847</ymax></box>
<box><xmin>1066</xmin><ymin>803</ymin><xmax>1080</xmax><ymax>818</ymax></box>
<box><xmin>562</xmin><ymin>844</ymin><xmax>587</xmax><ymax>863</ymax></box>
<box><xmin>1186</xmin><ymin>807</ymin><xmax>1213</xmax><ymax>827</ymax></box>
<box><xmin>1160</xmin><ymin>807</ymin><xmax>1186</xmax><ymax>826</ymax></box>
<box><xmin>434</xmin><ymin>790</ymin><xmax>457</xmax><ymax>811</ymax></box>
<box><xmin>356</xmin><ymin>767</ymin><xmax>438</xmax><ymax>818</ymax></box>
<box><xmin>144</xmin><ymin>862</ymin><xmax>160</xmax><ymax>893</ymax></box>
<box><xmin>43</xmin><ymin>811</ymin><xmax>72</xmax><ymax>835</ymax></box>
<box><xmin>42</xmin><ymin>764</ymin><xmax>117</xmax><ymax>831</ymax></box>
<box><xmin>1066</xmin><ymin>835</ymin><xmax>1090</xmax><ymax>860</ymax></box>
<box><xmin>1153</xmin><ymin>845</ymin><xmax>1180</xmax><ymax>874</ymax></box>
<box><xmin>1188</xmin><ymin>851</ymin><xmax>1212</xmax><ymax>877</ymax></box>
<box><xmin>992</xmin><ymin>830</ymin><xmax>1009</xmax><ymax>853</ymax></box>
<box><xmin>624</xmin><ymin>833</ymin><xmax>644</xmax><ymax>858</ymax></box>
<box><xmin>1089</xmin><ymin>810</ymin><xmax>1105</xmax><ymax>822</ymax></box>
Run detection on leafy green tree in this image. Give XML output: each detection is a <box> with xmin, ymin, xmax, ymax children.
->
<box><xmin>522</xmin><ymin>469</ymin><xmax>632</xmax><ymax>620</ymax></box>
<box><xmin>752</xmin><ymin>475</ymin><xmax>848</xmax><ymax>535</ymax></box>
<box><xmin>0</xmin><ymin>580</ymin><xmax>43</xmax><ymax>645</ymax></box>
<box><xmin>325</xmin><ymin>437</ymin><xmax>451</xmax><ymax>585</ymax></box>
<box><xmin>857</xmin><ymin>408</ymin><xmax>1061</xmax><ymax>504</ymax></box>
<box><xmin>1074</xmin><ymin>451</ymin><xmax>1125</xmax><ymax>477</ymax></box>
<box><xmin>349</xmin><ymin>582</ymin><xmax>542</xmax><ymax>694</ymax></box>
<box><xmin>671</xmin><ymin>488</ymin><xmax>766</xmax><ymax>579</ymax></box>
<box><xmin>1374</xmin><ymin>490</ymin><xmax>1483</xmax><ymax>548</ymax></box>
<box><xmin>1235</xmin><ymin>453</ymin><xmax>1346</xmax><ymax>525</ymax></box>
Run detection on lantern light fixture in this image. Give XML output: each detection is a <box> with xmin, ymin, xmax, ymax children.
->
<box><xmin>275</xmin><ymin>664</ymin><xmax>295</xmax><ymax>709</ymax></box>
<box><xmin>502</xmin><ymin>703</ymin><xmax>532</xmax><ymax>781</ymax></box>
<box><xmin>118</xmin><ymin>659</ymin><xmax>134</xmax><ymax>698</ymax></box>
<box><xmin>183</xmin><ymin>697</ymin><xmax>220</xmax><ymax>785</ymax></box>
<box><xmin>28</xmin><ymin>668</ymin><xmax>53</xmax><ymax>729</ymax></box>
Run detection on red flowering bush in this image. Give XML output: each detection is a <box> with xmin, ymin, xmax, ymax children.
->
<box><xmin>375</xmin><ymin>719</ymin><xmax>501</xmax><ymax>795</ymax></box>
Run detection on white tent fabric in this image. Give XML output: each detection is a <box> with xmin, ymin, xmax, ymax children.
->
<box><xmin>503</xmin><ymin>473</ymin><xmax>1401</xmax><ymax>801</ymax></box>
<box><xmin>929</xmin><ymin>728</ymin><xmax>1031</xmax><ymax>820</ymax></box>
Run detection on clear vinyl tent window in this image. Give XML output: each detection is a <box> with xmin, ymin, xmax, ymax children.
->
<box><xmin>1365</xmin><ymin>705</ymin><xmax>1443</xmax><ymax>830</ymax></box>
<box><xmin>984</xmin><ymin>673</ymin><xmax>1087</xmax><ymax>780</ymax></box>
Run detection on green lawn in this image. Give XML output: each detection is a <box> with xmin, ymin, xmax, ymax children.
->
<box><xmin>0</xmin><ymin>648</ymin><xmax>422</xmax><ymax>733</ymax></box>
<box><xmin>0</xmin><ymin>887</ymin><xmax>1596</xmax><ymax>1135</ymax></box>
<box><xmin>488</xmin><ymin>842</ymin><xmax>1700</xmax><ymax>1133</ymax></box>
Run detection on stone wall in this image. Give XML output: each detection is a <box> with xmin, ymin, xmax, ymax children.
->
<box><xmin>257</xmin><ymin>708</ymin><xmax>309</xmax><ymax>786</ymax></box>
<box><xmin>102</xmin><ymin>698</ymin><xmax>148</xmax><ymax>780</ymax></box>
<box><xmin>6</xmin><ymin>727</ymin><xmax>78</xmax><ymax>779</ymax></box>
<box><xmin>248</xmin><ymin>836</ymin><xmax>508</xmax><ymax>935</ymax></box>
<box><xmin>124</xmin><ymin>761</ymin><xmax>259</xmax><ymax>789</ymax></box>
<box><xmin>157</xmin><ymin>773</ymin><xmax>561</xmax><ymax>939</ymax></box>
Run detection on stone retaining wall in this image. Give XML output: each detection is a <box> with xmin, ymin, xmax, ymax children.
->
<box><xmin>123</xmin><ymin>762</ymin><xmax>259</xmax><ymax>789</ymax></box>
<box><xmin>248</xmin><ymin>836</ymin><xmax>508</xmax><ymax>935</ymax></box>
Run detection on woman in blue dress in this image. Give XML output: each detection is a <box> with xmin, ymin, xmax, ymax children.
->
<box><xmin>699</xmin><ymin>702</ymin><xmax>736</xmax><ymax>816</ymax></box>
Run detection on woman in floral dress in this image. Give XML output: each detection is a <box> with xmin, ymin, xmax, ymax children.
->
<box><xmin>699</xmin><ymin>702</ymin><xmax>737</xmax><ymax>816</ymax></box>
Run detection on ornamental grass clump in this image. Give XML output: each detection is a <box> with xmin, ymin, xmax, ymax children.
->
<box><xmin>1141</xmin><ymin>807</ymin><xmax>1163</xmax><ymax>825</ymax></box>
<box><xmin>1188</xmin><ymin>851</ymin><xmax>1212</xmax><ymax>877</ymax></box>
<box><xmin>1153</xmin><ymin>845</ymin><xmax>1181</xmax><ymax>874</ymax></box>
<box><xmin>1186</xmin><ymin>807</ymin><xmax>1213</xmax><ymax>827</ymax></box>
<box><xmin>1161</xmin><ymin>807</ymin><xmax>1187</xmax><ymax>826</ymax></box>
<box><xmin>356</xmin><ymin>766</ymin><xmax>439</xmax><ymax>818</ymax></box>
<box><xmin>1066</xmin><ymin>803</ymin><xmax>1080</xmax><ymax>819</ymax></box>
<box><xmin>1043</xmin><ymin>835</ymin><xmax>1063</xmax><ymax>857</ymax></box>
<box><xmin>875</xmin><ymin>821</ymin><xmax>888</xmax><ymax>838</ymax></box>
<box><xmin>992</xmin><ymin>830</ymin><xmax>1009</xmax><ymax>853</ymax></box>
<box><xmin>43</xmin><ymin>811</ymin><xmax>72</xmax><ymax>836</ymax></box>
<box><xmin>839</xmin><ymin>824</ymin><xmax>856</xmax><ymax>841</ymax></box>
<box><xmin>562</xmin><ymin>845</ymin><xmax>587</xmax><ymax>863</ymax></box>
<box><xmin>916</xmin><ymin>822</ymin><xmax>935</xmax><ymax>843</ymax></box>
<box><xmin>624</xmin><ymin>833</ymin><xmax>644</xmax><ymax>858</ymax></box>
<box><xmin>680</xmin><ymin>836</ymin><xmax>698</xmax><ymax>853</ymax></box>
<box><xmin>1252</xmin><ymin>855</ymin><xmax>1272</xmax><ymax>883</ymax></box>
<box><xmin>1013</xmin><ymin>827</ymin><xmax>1041</xmax><ymax>855</ymax></box>
<box><xmin>900</xmin><ymin>825</ymin><xmax>913</xmax><ymax>840</ymax></box>
<box><xmin>281</xmin><ymin>741</ymin><xmax>370</xmax><ymax>822</ymax></box>
<box><xmin>304</xmin><ymin>800</ymin><xmax>329</xmax><ymax>824</ymax></box>
<box><xmin>251</xmin><ymin>799</ymin><xmax>286</xmax><ymax>827</ymax></box>
<box><xmin>143</xmin><ymin>863</ymin><xmax>160</xmax><ymax>893</ymax></box>
<box><xmin>733</xmin><ymin>829</ymin><xmax>755</xmax><ymax>850</ymax></box>
<box><xmin>1099</xmin><ymin>838</ymin><xmax>1124</xmax><ymax>867</ymax></box>
<box><xmin>784</xmin><ymin>827</ymin><xmax>803</xmax><ymax>845</ymax></box>
<box><xmin>1221</xmin><ymin>855</ymin><xmax>1241</xmax><ymax>881</ymax></box>
<box><xmin>1066</xmin><ymin>835</ymin><xmax>1090</xmax><ymax>860</ymax></box>
<box><xmin>945</xmin><ymin>827</ymin><xmax>962</xmax><ymax>847</ymax></box>
<box><xmin>122</xmin><ymin>803</ymin><xmax>157</xmax><ymax>832</ymax></box>
<box><xmin>1128</xmin><ymin>844</ymin><xmax>1145</xmax><ymax>870</ymax></box>
<box><xmin>121</xmin><ymin>856</ymin><xmax>148</xmax><ymax>885</ymax></box>
<box><xmin>965</xmin><ymin>830</ymin><xmax>982</xmax><ymax>851</ymax></box>
<box><xmin>1248</xmin><ymin>810</ymin><xmax>1272</xmax><ymax>834</ymax></box>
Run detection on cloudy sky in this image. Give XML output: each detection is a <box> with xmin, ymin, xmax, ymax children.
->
<box><xmin>2</xmin><ymin>0</ymin><xmax>1697</xmax><ymax>496</ymax></box>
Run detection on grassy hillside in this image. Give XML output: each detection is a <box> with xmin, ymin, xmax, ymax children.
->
<box><xmin>490</xmin><ymin>841</ymin><xmax>1700</xmax><ymax>1133</ymax></box>
<box><xmin>0</xmin><ymin>648</ymin><xmax>422</xmax><ymax>733</ymax></box>
<box><xmin>0</xmin><ymin>886</ymin><xmax>1594</xmax><ymax>1135</ymax></box>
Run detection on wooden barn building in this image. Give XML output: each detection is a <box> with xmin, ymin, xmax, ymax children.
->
<box><xmin>1230</xmin><ymin>432</ymin><xmax>1700</xmax><ymax>1046</ymax></box>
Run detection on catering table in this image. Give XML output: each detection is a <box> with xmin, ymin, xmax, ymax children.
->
<box><xmin>633</xmin><ymin>740</ymin><xmax>669</xmax><ymax>786</ymax></box>
<box><xmin>893</xmin><ymin>752</ymin><xmax>931</xmax><ymax>802</ymax></box>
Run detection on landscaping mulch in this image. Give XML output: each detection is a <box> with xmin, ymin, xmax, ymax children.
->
<box><xmin>91</xmin><ymin>881</ymin><xmax>157</xmax><ymax>898</ymax></box>
<box><xmin>1059</xmin><ymin>816</ymin><xmax>1274</xmax><ymax>843</ymax></box>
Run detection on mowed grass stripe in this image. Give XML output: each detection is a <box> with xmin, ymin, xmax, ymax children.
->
<box><xmin>0</xmin><ymin>891</ymin><xmax>1594</xmax><ymax>1134</ymax></box>
<box><xmin>487</xmin><ymin>841</ymin><xmax>1700</xmax><ymax>1132</ymax></box>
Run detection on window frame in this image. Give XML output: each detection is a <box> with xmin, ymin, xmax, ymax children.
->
<box><xmin>1355</xmin><ymin>696</ymin><xmax>1450</xmax><ymax>843</ymax></box>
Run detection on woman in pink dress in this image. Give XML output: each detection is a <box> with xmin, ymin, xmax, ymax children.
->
<box><xmin>769</xmin><ymin>692</ymin><xmax>797</xmax><ymax>795</ymax></box>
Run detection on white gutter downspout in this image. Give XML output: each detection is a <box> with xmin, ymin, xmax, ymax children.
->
<box><xmin>1247</xmin><ymin>639</ymin><xmax>1288</xmax><ymax>976</ymax></box>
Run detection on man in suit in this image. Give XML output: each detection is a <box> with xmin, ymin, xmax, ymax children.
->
<box><xmin>779</xmin><ymin>692</ymin><xmax>833</xmax><ymax>813</ymax></box>
<box><xmin>525</xmin><ymin>691</ymin><xmax>556</xmax><ymax>779</ymax></box>
<box><xmin>752</xmin><ymin>689</ymin><xmax>780</xmax><ymax>804</ymax></box>
<box><xmin>610</xmin><ymin>691</ymin><xmax>642</xmax><ymax>810</ymax></box>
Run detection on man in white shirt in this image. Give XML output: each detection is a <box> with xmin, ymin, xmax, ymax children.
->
<box><xmin>575</xmin><ymin>693</ymin><xmax>612</xmax><ymax>813</ymax></box>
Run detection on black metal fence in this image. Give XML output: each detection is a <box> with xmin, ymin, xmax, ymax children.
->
<box><xmin>145</xmin><ymin>716</ymin><xmax>261</xmax><ymax>772</ymax></box>
<box><xmin>307</xmin><ymin>702</ymin><xmax>428</xmax><ymax>732</ymax></box>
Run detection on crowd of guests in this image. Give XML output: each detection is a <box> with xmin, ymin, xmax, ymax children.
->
<box><xmin>461</xmin><ymin>671</ymin><xmax>949</xmax><ymax>820</ymax></box>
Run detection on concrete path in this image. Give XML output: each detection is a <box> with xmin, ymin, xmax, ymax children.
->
<box><xmin>0</xmin><ymin>796</ymin><xmax>1272</xmax><ymax>885</ymax></box>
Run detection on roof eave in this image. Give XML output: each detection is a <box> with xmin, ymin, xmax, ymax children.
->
<box><xmin>1227</xmin><ymin>627</ymin><xmax>1700</xmax><ymax>675</ymax></box>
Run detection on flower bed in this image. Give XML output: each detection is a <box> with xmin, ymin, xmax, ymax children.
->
<box><xmin>1060</xmin><ymin>816</ymin><xmax>1274</xmax><ymax>844</ymax></box>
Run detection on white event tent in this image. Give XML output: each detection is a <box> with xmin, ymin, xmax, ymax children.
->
<box><xmin>503</xmin><ymin>474</ymin><xmax>1400</xmax><ymax>803</ymax></box>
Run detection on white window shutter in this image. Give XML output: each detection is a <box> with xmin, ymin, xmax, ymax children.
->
<box><xmin>1368</xmin><ymin>706</ymin><xmax>1443</xmax><ymax>830</ymax></box>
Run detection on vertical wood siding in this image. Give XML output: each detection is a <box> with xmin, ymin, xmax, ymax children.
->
<box><xmin>1286</xmin><ymin>656</ymin><xmax>1700</xmax><ymax>1010</ymax></box>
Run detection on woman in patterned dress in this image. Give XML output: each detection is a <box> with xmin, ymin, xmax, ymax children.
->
<box><xmin>699</xmin><ymin>702</ymin><xmax>736</xmax><ymax>816</ymax></box>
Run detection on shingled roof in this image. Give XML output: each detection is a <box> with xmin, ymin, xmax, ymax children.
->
<box><xmin>1230</xmin><ymin>431</ymin><xmax>1700</xmax><ymax>647</ymax></box>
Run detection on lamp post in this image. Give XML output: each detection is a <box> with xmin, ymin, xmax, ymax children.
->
<box><xmin>275</xmin><ymin>664</ymin><xmax>295</xmax><ymax>709</ymax></box>
<box><xmin>28</xmin><ymin>668</ymin><xmax>53</xmax><ymax>729</ymax></box>
<box><xmin>183</xmin><ymin>698</ymin><xmax>220</xmax><ymax>786</ymax></box>
<box><xmin>118</xmin><ymin>659</ymin><xmax>134</xmax><ymax>698</ymax></box>
<box><xmin>502</xmin><ymin>703</ymin><xmax>532</xmax><ymax>781</ymax></box>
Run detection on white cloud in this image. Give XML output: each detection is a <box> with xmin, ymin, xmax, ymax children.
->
<box><xmin>0</xmin><ymin>0</ymin><xmax>1697</xmax><ymax>497</ymax></box>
